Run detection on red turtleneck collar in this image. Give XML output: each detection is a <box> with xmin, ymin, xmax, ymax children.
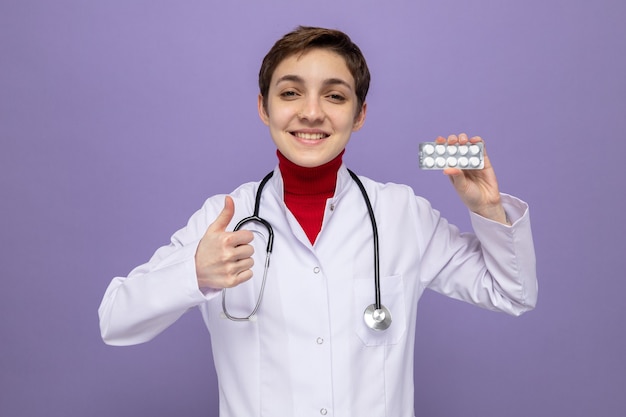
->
<box><xmin>278</xmin><ymin>150</ymin><xmax>344</xmax><ymax>244</ymax></box>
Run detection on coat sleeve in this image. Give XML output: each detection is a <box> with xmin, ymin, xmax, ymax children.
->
<box><xmin>422</xmin><ymin>193</ymin><xmax>538</xmax><ymax>316</ymax></box>
<box><xmin>98</xmin><ymin>199</ymin><xmax>222</xmax><ymax>346</ymax></box>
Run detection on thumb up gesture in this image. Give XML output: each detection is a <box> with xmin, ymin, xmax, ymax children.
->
<box><xmin>195</xmin><ymin>196</ymin><xmax>255</xmax><ymax>290</ymax></box>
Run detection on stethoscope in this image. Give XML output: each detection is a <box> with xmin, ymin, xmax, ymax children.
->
<box><xmin>222</xmin><ymin>169</ymin><xmax>392</xmax><ymax>331</ymax></box>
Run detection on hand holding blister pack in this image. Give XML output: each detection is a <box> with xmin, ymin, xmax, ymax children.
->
<box><xmin>419</xmin><ymin>142</ymin><xmax>484</xmax><ymax>170</ymax></box>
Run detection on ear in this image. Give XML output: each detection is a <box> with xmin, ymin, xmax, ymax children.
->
<box><xmin>352</xmin><ymin>102</ymin><xmax>367</xmax><ymax>132</ymax></box>
<box><xmin>258</xmin><ymin>94</ymin><xmax>270</xmax><ymax>126</ymax></box>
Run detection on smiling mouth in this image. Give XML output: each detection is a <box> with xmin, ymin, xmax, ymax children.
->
<box><xmin>291</xmin><ymin>132</ymin><xmax>329</xmax><ymax>140</ymax></box>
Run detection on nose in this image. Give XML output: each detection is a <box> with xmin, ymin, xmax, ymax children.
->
<box><xmin>298</xmin><ymin>97</ymin><xmax>325</xmax><ymax>122</ymax></box>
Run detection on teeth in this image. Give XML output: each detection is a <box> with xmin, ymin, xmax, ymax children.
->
<box><xmin>294</xmin><ymin>132</ymin><xmax>327</xmax><ymax>140</ymax></box>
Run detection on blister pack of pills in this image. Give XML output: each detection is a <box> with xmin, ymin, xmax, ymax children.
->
<box><xmin>419</xmin><ymin>142</ymin><xmax>484</xmax><ymax>170</ymax></box>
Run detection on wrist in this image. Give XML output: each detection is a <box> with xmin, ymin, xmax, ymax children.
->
<box><xmin>473</xmin><ymin>203</ymin><xmax>508</xmax><ymax>225</ymax></box>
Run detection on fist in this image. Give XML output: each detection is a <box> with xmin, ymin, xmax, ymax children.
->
<box><xmin>195</xmin><ymin>196</ymin><xmax>255</xmax><ymax>290</ymax></box>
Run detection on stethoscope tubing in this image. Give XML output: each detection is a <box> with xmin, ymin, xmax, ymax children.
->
<box><xmin>234</xmin><ymin>171</ymin><xmax>275</xmax><ymax>254</ymax></box>
<box><xmin>222</xmin><ymin>169</ymin><xmax>391</xmax><ymax>330</ymax></box>
<box><xmin>222</xmin><ymin>172</ymin><xmax>275</xmax><ymax>321</ymax></box>
<box><xmin>347</xmin><ymin>170</ymin><xmax>382</xmax><ymax>311</ymax></box>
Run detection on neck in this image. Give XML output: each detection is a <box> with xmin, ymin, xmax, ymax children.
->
<box><xmin>278</xmin><ymin>150</ymin><xmax>344</xmax><ymax>244</ymax></box>
<box><xmin>278</xmin><ymin>151</ymin><xmax>344</xmax><ymax>195</ymax></box>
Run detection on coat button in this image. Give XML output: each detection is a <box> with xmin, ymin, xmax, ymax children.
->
<box><xmin>320</xmin><ymin>408</ymin><xmax>328</xmax><ymax>415</ymax></box>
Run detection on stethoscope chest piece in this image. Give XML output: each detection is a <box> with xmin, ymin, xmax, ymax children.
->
<box><xmin>364</xmin><ymin>304</ymin><xmax>392</xmax><ymax>331</ymax></box>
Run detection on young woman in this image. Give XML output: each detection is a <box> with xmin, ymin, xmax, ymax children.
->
<box><xmin>99</xmin><ymin>26</ymin><xmax>537</xmax><ymax>417</ymax></box>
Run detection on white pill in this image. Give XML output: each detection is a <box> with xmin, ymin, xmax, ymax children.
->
<box><xmin>469</xmin><ymin>156</ymin><xmax>480</xmax><ymax>167</ymax></box>
<box><xmin>436</xmin><ymin>157</ymin><xmax>446</xmax><ymax>168</ymax></box>
<box><xmin>423</xmin><ymin>144</ymin><xmax>435</xmax><ymax>155</ymax></box>
<box><xmin>423</xmin><ymin>157</ymin><xmax>435</xmax><ymax>168</ymax></box>
<box><xmin>447</xmin><ymin>145</ymin><xmax>458</xmax><ymax>155</ymax></box>
<box><xmin>458</xmin><ymin>157</ymin><xmax>469</xmax><ymax>167</ymax></box>
<box><xmin>458</xmin><ymin>145</ymin><xmax>469</xmax><ymax>155</ymax></box>
<box><xmin>469</xmin><ymin>145</ymin><xmax>480</xmax><ymax>155</ymax></box>
<box><xmin>447</xmin><ymin>157</ymin><xmax>458</xmax><ymax>167</ymax></box>
<box><xmin>435</xmin><ymin>145</ymin><xmax>446</xmax><ymax>155</ymax></box>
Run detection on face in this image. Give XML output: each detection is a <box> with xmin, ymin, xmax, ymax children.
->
<box><xmin>258</xmin><ymin>48</ymin><xmax>367</xmax><ymax>168</ymax></box>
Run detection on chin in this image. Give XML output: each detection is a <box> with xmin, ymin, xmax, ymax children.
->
<box><xmin>294</xmin><ymin>160</ymin><xmax>323</xmax><ymax>168</ymax></box>
<box><xmin>282</xmin><ymin>152</ymin><xmax>329</xmax><ymax>168</ymax></box>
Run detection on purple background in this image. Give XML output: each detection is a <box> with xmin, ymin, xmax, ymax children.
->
<box><xmin>1</xmin><ymin>1</ymin><xmax>625</xmax><ymax>416</ymax></box>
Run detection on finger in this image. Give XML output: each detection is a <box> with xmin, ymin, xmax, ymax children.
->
<box><xmin>443</xmin><ymin>167</ymin><xmax>464</xmax><ymax>181</ymax></box>
<box><xmin>207</xmin><ymin>196</ymin><xmax>235</xmax><ymax>233</ymax></box>
<box><xmin>443</xmin><ymin>166</ymin><xmax>468</xmax><ymax>185</ymax></box>
<box><xmin>443</xmin><ymin>167</ymin><xmax>462</xmax><ymax>177</ymax></box>
<box><xmin>447</xmin><ymin>134</ymin><xmax>458</xmax><ymax>145</ymax></box>
<box><xmin>221</xmin><ymin>258</ymin><xmax>255</xmax><ymax>288</ymax></box>
<box><xmin>231</xmin><ymin>268</ymin><xmax>254</xmax><ymax>287</ymax></box>
<box><xmin>458</xmin><ymin>133</ymin><xmax>468</xmax><ymax>145</ymax></box>
<box><xmin>230</xmin><ymin>241</ymin><xmax>255</xmax><ymax>259</ymax></box>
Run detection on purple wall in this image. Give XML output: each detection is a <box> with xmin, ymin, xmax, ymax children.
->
<box><xmin>1</xmin><ymin>1</ymin><xmax>625</xmax><ymax>416</ymax></box>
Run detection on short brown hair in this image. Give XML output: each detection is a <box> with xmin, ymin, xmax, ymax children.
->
<box><xmin>259</xmin><ymin>26</ymin><xmax>370</xmax><ymax>113</ymax></box>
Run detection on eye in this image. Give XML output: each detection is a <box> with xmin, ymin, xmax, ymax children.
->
<box><xmin>280</xmin><ymin>90</ymin><xmax>299</xmax><ymax>99</ymax></box>
<box><xmin>327</xmin><ymin>93</ymin><xmax>346</xmax><ymax>103</ymax></box>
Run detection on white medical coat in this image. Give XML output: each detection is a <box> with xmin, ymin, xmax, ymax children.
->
<box><xmin>99</xmin><ymin>165</ymin><xmax>537</xmax><ymax>417</ymax></box>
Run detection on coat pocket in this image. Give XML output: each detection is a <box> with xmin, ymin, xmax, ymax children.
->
<box><xmin>354</xmin><ymin>274</ymin><xmax>407</xmax><ymax>346</ymax></box>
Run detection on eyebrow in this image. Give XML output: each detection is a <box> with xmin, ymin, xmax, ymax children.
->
<box><xmin>275</xmin><ymin>74</ymin><xmax>353</xmax><ymax>91</ymax></box>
